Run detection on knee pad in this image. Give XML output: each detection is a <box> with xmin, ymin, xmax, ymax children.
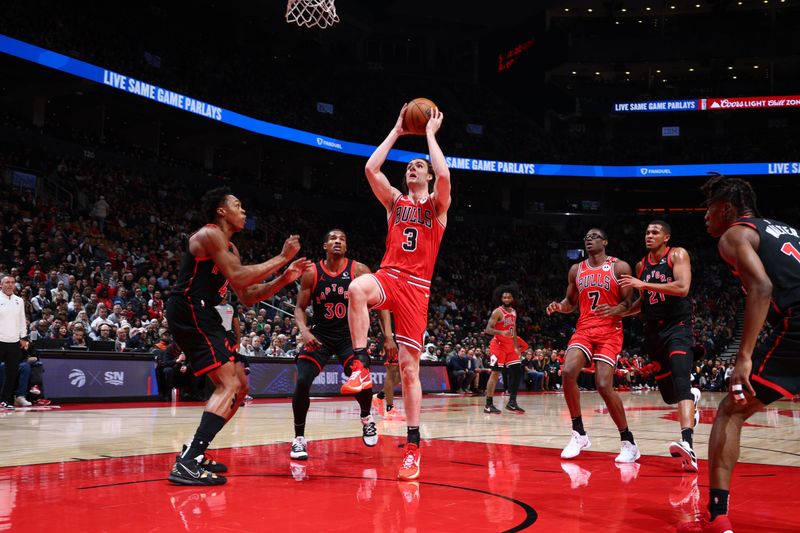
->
<box><xmin>295</xmin><ymin>360</ymin><xmax>320</xmax><ymax>388</ymax></box>
<box><xmin>659</xmin><ymin>354</ymin><xmax>694</xmax><ymax>404</ymax></box>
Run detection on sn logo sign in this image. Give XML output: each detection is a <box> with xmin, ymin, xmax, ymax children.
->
<box><xmin>104</xmin><ymin>371</ymin><xmax>125</xmax><ymax>386</ymax></box>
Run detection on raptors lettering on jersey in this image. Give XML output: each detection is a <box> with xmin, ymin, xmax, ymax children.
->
<box><xmin>575</xmin><ymin>257</ymin><xmax>623</xmax><ymax>330</ymax></box>
<box><xmin>380</xmin><ymin>195</ymin><xmax>445</xmax><ymax>280</ymax></box>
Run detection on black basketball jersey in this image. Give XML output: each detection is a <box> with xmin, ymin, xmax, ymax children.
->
<box><xmin>310</xmin><ymin>258</ymin><xmax>355</xmax><ymax>339</ymax></box>
<box><xmin>730</xmin><ymin>217</ymin><xmax>800</xmax><ymax>315</ymax></box>
<box><xmin>639</xmin><ymin>247</ymin><xmax>693</xmax><ymax>323</ymax></box>
<box><xmin>171</xmin><ymin>225</ymin><xmax>232</xmax><ymax>308</ymax></box>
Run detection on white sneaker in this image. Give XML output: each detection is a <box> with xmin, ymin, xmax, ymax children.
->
<box><xmin>615</xmin><ymin>440</ymin><xmax>641</xmax><ymax>463</ymax></box>
<box><xmin>691</xmin><ymin>387</ymin><xmax>701</xmax><ymax>427</ymax></box>
<box><xmin>561</xmin><ymin>430</ymin><xmax>591</xmax><ymax>459</ymax></box>
<box><xmin>669</xmin><ymin>440</ymin><xmax>698</xmax><ymax>472</ymax></box>
<box><xmin>290</xmin><ymin>436</ymin><xmax>308</xmax><ymax>460</ymax></box>
<box><xmin>14</xmin><ymin>396</ymin><xmax>32</xmax><ymax>407</ymax></box>
<box><xmin>361</xmin><ymin>415</ymin><xmax>378</xmax><ymax>447</ymax></box>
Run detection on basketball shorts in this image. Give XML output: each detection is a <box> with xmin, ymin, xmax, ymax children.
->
<box><xmin>166</xmin><ymin>297</ymin><xmax>233</xmax><ymax>377</ymax></box>
<box><xmin>750</xmin><ymin>312</ymin><xmax>800</xmax><ymax>405</ymax></box>
<box><xmin>644</xmin><ymin>319</ymin><xmax>693</xmax><ymax>380</ymax></box>
<box><xmin>295</xmin><ymin>329</ymin><xmax>367</xmax><ymax>376</ymax></box>
<box><xmin>489</xmin><ymin>336</ymin><xmax>529</xmax><ymax>369</ymax></box>
<box><xmin>567</xmin><ymin>325</ymin><xmax>623</xmax><ymax>368</ymax></box>
<box><xmin>371</xmin><ymin>268</ymin><xmax>430</xmax><ymax>354</ymax></box>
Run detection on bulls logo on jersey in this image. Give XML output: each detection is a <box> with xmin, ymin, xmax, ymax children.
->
<box><xmin>576</xmin><ymin>257</ymin><xmax>623</xmax><ymax>330</ymax></box>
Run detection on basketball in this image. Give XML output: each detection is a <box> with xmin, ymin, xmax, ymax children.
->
<box><xmin>403</xmin><ymin>97</ymin><xmax>437</xmax><ymax>135</ymax></box>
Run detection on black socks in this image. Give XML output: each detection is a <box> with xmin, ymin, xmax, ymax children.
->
<box><xmin>182</xmin><ymin>411</ymin><xmax>226</xmax><ymax>461</ymax></box>
<box><xmin>708</xmin><ymin>488</ymin><xmax>729</xmax><ymax>520</ymax></box>
<box><xmin>571</xmin><ymin>416</ymin><xmax>586</xmax><ymax>435</ymax></box>
<box><xmin>407</xmin><ymin>426</ymin><xmax>420</xmax><ymax>445</ymax></box>
<box><xmin>681</xmin><ymin>427</ymin><xmax>694</xmax><ymax>447</ymax></box>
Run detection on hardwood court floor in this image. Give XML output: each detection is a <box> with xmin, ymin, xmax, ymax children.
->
<box><xmin>1</xmin><ymin>390</ymin><xmax>798</xmax><ymax>532</ymax></box>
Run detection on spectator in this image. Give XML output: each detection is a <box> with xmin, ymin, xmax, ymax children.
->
<box><xmin>114</xmin><ymin>327</ymin><xmax>128</xmax><ymax>352</ymax></box>
<box><xmin>89</xmin><ymin>195</ymin><xmax>110</xmax><ymax>233</ymax></box>
<box><xmin>251</xmin><ymin>336</ymin><xmax>266</xmax><ymax>357</ymax></box>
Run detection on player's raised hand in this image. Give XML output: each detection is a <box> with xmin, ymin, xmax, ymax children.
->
<box><xmin>284</xmin><ymin>258</ymin><xmax>313</xmax><ymax>282</ymax></box>
<box><xmin>393</xmin><ymin>103</ymin><xmax>411</xmax><ymax>136</ymax></box>
<box><xmin>280</xmin><ymin>235</ymin><xmax>301</xmax><ymax>261</ymax></box>
<box><xmin>546</xmin><ymin>301</ymin><xmax>563</xmax><ymax>315</ymax></box>
<box><xmin>426</xmin><ymin>107</ymin><xmax>443</xmax><ymax>136</ymax></box>
<box><xmin>619</xmin><ymin>274</ymin><xmax>645</xmax><ymax>290</ymax></box>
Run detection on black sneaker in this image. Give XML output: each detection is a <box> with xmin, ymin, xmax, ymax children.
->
<box><xmin>506</xmin><ymin>402</ymin><xmax>526</xmax><ymax>413</ymax></box>
<box><xmin>361</xmin><ymin>415</ymin><xmax>378</xmax><ymax>447</ymax></box>
<box><xmin>290</xmin><ymin>436</ymin><xmax>308</xmax><ymax>460</ymax></box>
<box><xmin>0</xmin><ymin>402</ymin><xmax>14</xmax><ymax>411</ymax></box>
<box><xmin>168</xmin><ymin>457</ymin><xmax>227</xmax><ymax>486</ymax></box>
<box><xmin>484</xmin><ymin>404</ymin><xmax>501</xmax><ymax>414</ymax></box>
<box><xmin>179</xmin><ymin>445</ymin><xmax>228</xmax><ymax>473</ymax></box>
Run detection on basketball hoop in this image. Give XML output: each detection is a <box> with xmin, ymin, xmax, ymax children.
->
<box><xmin>286</xmin><ymin>0</ymin><xmax>339</xmax><ymax>29</ymax></box>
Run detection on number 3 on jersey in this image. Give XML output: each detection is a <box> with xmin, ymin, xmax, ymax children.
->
<box><xmin>402</xmin><ymin>227</ymin><xmax>418</xmax><ymax>252</ymax></box>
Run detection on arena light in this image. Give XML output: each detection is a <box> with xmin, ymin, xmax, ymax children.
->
<box><xmin>2</xmin><ymin>34</ymin><xmax>799</xmax><ymax>179</ymax></box>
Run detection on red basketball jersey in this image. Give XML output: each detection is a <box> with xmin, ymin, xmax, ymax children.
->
<box><xmin>493</xmin><ymin>306</ymin><xmax>517</xmax><ymax>343</ymax></box>
<box><xmin>575</xmin><ymin>257</ymin><xmax>623</xmax><ymax>330</ymax></box>
<box><xmin>380</xmin><ymin>194</ymin><xmax>445</xmax><ymax>280</ymax></box>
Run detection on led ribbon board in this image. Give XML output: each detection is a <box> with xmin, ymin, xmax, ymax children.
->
<box><xmin>2</xmin><ymin>34</ymin><xmax>798</xmax><ymax>178</ymax></box>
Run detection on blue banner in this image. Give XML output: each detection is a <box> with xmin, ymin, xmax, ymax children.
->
<box><xmin>613</xmin><ymin>99</ymin><xmax>699</xmax><ymax>112</ymax></box>
<box><xmin>2</xmin><ymin>34</ymin><xmax>798</xmax><ymax>179</ymax></box>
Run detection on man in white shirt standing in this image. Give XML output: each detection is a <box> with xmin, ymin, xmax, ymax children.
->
<box><xmin>0</xmin><ymin>276</ymin><xmax>30</xmax><ymax>409</ymax></box>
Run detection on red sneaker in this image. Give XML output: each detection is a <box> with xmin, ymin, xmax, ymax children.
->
<box><xmin>397</xmin><ymin>443</ymin><xmax>421</xmax><ymax>481</ymax></box>
<box><xmin>340</xmin><ymin>360</ymin><xmax>372</xmax><ymax>394</ymax></box>
<box><xmin>35</xmin><ymin>399</ymin><xmax>52</xmax><ymax>406</ymax></box>
<box><xmin>677</xmin><ymin>512</ymin><xmax>734</xmax><ymax>533</ymax></box>
<box><xmin>29</xmin><ymin>385</ymin><xmax>42</xmax><ymax>396</ymax></box>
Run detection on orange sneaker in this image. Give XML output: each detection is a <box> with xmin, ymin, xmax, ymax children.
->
<box><xmin>341</xmin><ymin>360</ymin><xmax>373</xmax><ymax>394</ymax></box>
<box><xmin>398</xmin><ymin>443</ymin><xmax>421</xmax><ymax>481</ymax></box>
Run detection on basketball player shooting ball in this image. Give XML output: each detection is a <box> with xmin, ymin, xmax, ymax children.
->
<box><xmin>345</xmin><ymin>101</ymin><xmax>450</xmax><ymax>481</ymax></box>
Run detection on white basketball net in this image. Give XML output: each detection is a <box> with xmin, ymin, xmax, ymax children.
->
<box><xmin>286</xmin><ymin>0</ymin><xmax>339</xmax><ymax>29</ymax></box>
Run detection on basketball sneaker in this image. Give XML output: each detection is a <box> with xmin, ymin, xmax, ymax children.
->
<box><xmin>669</xmin><ymin>440</ymin><xmax>698</xmax><ymax>472</ymax></box>
<box><xmin>0</xmin><ymin>402</ymin><xmax>14</xmax><ymax>411</ymax></box>
<box><xmin>560</xmin><ymin>430</ymin><xmax>591</xmax><ymax>459</ymax></box>
<box><xmin>505</xmin><ymin>401</ymin><xmax>525</xmax><ymax>413</ymax></box>
<box><xmin>361</xmin><ymin>415</ymin><xmax>378</xmax><ymax>447</ymax></box>
<box><xmin>691</xmin><ymin>387</ymin><xmax>702</xmax><ymax>427</ymax></box>
<box><xmin>179</xmin><ymin>445</ymin><xmax>227</xmax><ymax>473</ymax></box>
<box><xmin>168</xmin><ymin>457</ymin><xmax>227</xmax><ymax>486</ymax></box>
<box><xmin>677</xmin><ymin>512</ymin><xmax>734</xmax><ymax>533</ymax></box>
<box><xmin>35</xmin><ymin>398</ymin><xmax>52</xmax><ymax>406</ymax></box>
<box><xmin>372</xmin><ymin>395</ymin><xmax>385</xmax><ymax>416</ymax></box>
<box><xmin>340</xmin><ymin>360</ymin><xmax>372</xmax><ymax>394</ymax></box>
<box><xmin>484</xmin><ymin>403</ymin><xmax>501</xmax><ymax>414</ymax></box>
<box><xmin>398</xmin><ymin>443</ymin><xmax>421</xmax><ymax>481</ymax></box>
<box><xmin>290</xmin><ymin>436</ymin><xmax>308</xmax><ymax>460</ymax></box>
<box><xmin>560</xmin><ymin>461</ymin><xmax>591</xmax><ymax>489</ymax></box>
<box><xmin>14</xmin><ymin>396</ymin><xmax>32</xmax><ymax>407</ymax></box>
<box><xmin>615</xmin><ymin>440</ymin><xmax>641</xmax><ymax>463</ymax></box>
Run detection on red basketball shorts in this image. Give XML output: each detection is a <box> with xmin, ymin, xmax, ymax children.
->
<box><xmin>489</xmin><ymin>336</ymin><xmax>529</xmax><ymax>368</ymax></box>
<box><xmin>371</xmin><ymin>268</ymin><xmax>430</xmax><ymax>354</ymax></box>
<box><xmin>567</xmin><ymin>325</ymin><xmax>623</xmax><ymax>368</ymax></box>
